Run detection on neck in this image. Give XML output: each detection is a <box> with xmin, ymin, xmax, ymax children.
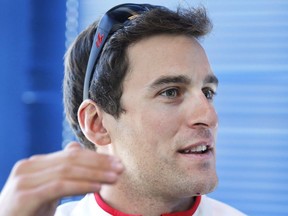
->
<box><xmin>100</xmin><ymin>183</ymin><xmax>196</xmax><ymax>216</ymax></box>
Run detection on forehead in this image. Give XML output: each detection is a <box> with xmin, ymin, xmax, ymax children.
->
<box><xmin>125</xmin><ymin>34</ymin><xmax>213</xmax><ymax>87</ymax></box>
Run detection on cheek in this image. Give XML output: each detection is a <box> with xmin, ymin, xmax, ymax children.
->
<box><xmin>139</xmin><ymin>108</ymin><xmax>182</xmax><ymax>143</ymax></box>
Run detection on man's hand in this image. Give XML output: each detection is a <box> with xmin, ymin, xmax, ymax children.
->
<box><xmin>0</xmin><ymin>142</ymin><xmax>124</xmax><ymax>216</ymax></box>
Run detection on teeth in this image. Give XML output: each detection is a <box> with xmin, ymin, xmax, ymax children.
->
<box><xmin>182</xmin><ymin>145</ymin><xmax>208</xmax><ymax>153</ymax></box>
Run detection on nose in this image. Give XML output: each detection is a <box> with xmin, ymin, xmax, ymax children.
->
<box><xmin>185</xmin><ymin>92</ymin><xmax>218</xmax><ymax>129</ymax></box>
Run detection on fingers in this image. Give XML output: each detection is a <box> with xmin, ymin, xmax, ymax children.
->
<box><xmin>0</xmin><ymin>142</ymin><xmax>124</xmax><ymax>216</ymax></box>
<box><xmin>8</xmin><ymin>142</ymin><xmax>124</xmax><ymax>201</ymax></box>
<box><xmin>32</xmin><ymin>148</ymin><xmax>123</xmax><ymax>172</ymax></box>
<box><xmin>12</xmin><ymin>143</ymin><xmax>122</xmax><ymax>175</ymax></box>
<box><xmin>35</xmin><ymin>179</ymin><xmax>102</xmax><ymax>201</ymax></box>
<box><xmin>16</xmin><ymin>156</ymin><xmax>123</xmax><ymax>190</ymax></box>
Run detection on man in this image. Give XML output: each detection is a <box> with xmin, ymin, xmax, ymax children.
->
<box><xmin>0</xmin><ymin>3</ymin><xmax>246</xmax><ymax>216</ymax></box>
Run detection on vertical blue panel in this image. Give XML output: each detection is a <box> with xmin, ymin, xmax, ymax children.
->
<box><xmin>0</xmin><ymin>0</ymin><xmax>66</xmax><ymax>189</ymax></box>
<box><xmin>27</xmin><ymin>1</ymin><xmax>66</xmax><ymax>155</ymax></box>
<box><xmin>0</xmin><ymin>0</ymin><xmax>30</xmax><ymax>189</ymax></box>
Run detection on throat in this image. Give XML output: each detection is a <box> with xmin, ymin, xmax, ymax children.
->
<box><xmin>98</xmin><ymin>187</ymin><xmax>198</xmax><ymax>216</ymax></box>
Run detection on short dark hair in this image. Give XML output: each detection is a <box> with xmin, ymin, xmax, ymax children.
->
<box><xmin>63</xmin><ymin>6</ymin><xmax>212</xmax><ymax>150</ymax></box>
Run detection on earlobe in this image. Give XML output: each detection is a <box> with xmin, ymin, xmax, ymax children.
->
<box><xmin>78</xmin><ymin>99</ymin><xmax>111</xmax><ymax>146</ymax></box>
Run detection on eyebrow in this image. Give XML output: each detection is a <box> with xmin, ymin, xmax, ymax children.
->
<box><xmin>204</xmin><ymin>74</ymin><xmax>219</xmax><ymax>86</ymax></box>
<box><xmin>148</xmin><ymin>75</ymin><xmax>191</xmax><ymax>89</ymax></box>
<box><xmin>148</xmin><ymin>74</ymin><xmax>219</xmax><ymax>90</ymax></box>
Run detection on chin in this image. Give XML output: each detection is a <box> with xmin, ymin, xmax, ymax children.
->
<box><xmin>195</xmin><ymin>174</ymin><xmax>219</xmax><ymax>196</ymax></box>
<box><xmin>185</xmin><ymin>172</ymin><xmax>219</xmax><ymax>197</ymax></box>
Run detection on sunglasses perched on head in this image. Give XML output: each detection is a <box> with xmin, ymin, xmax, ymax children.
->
<box><xmin>83</xmin><ymin>3</ymin><xmax>160</xmax><ymax>100</ymax></box>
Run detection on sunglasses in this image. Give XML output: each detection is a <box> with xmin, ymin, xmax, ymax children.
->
<box><xmin>83</xmin><ymin>3</ymin><xmax>161</xmax><ymax>100</ymax></box>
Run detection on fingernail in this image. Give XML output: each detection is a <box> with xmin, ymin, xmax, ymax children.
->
<box><xmin>105</xmin><ymin>172</ymin><xmax>118</xmax><ymax>181</ymax></box>
<box><xmin>92</xmin><ymin>183</ymin><xmax>102</xmax><ymax>191</ymax></box>
<box><xmin>112</xmin><ymin>161</ymin><xmax>124</xmax><ymax>170</ymax></box>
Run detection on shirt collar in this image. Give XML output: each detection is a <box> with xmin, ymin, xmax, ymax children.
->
<box><xmin>94</xmin><ymin>193</ymin><xmax>201</xmax><ymax>216</ymax></box>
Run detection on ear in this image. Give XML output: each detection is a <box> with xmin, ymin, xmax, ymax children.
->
<box><xmin>78</xmin><ymin>99</ymin><xmax>111</xmax><ymax>146</ymax></box>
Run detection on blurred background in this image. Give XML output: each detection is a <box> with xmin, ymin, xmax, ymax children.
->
<box><xmin>0</xmin><ymin>0</ymin><xmax>287</xmax><ymax>215</ymax></box>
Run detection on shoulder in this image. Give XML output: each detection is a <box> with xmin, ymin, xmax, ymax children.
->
<box><xmin>54</xmin><ymin>201</ymin><xmax>79</xmax><ymax>216</ymax></box>
<box><xmin>54</xmin><ymin>193</ymin><xmax>110</xmax><ymax>216</ymax></box>
<box><xmin>198</xmin><ymin>195</ymin><xmax>247</xmax><ymax>216</ymax></box>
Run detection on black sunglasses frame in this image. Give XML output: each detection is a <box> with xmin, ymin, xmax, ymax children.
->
<box><xmin>82</xmin><ymin>3</ymin><xmax>160</xmax><ymax>100</ymax></box>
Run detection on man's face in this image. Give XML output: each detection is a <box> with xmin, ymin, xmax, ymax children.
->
<box><xmin>103</xmin><ymin>35</ymin><xmax>218</xmax><ymax>199</ymax></box>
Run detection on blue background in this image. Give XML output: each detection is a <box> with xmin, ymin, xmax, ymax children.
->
<box><xmin>1</xmin><ymin>1</ymin><xmax>288</xmax><ymax>215</ymax></box>
<box><xmin>0</xmin><ymin>0</ymin><xmax>65</xmax><ymax>189</ymax></box>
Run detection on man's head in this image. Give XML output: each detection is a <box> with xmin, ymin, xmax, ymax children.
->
<box><xmin>64</xmin><ymin>3</ymin><xmax>218</xmax><ymax>198</ymax></box>
<box><xmin>64</xmin><ymin>4</ymin><xmax>212</xmax><ymax>150</ymax></box>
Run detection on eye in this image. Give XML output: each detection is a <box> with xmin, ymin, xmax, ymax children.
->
<box><xmin>202</xmin><ymin>87</ymin><xmax>216</xmax><ymax>100</ymax></box>
<box><xmin>159</xmin><ymin>88</ymin><xmax>180</xmax><ymax>98</ymax></box>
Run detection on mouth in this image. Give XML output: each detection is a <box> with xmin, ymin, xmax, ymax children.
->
<box><xmin>178</xmin><ymin>144</ymin><xmax>210</xmax><ymax>154</ymax></box>
<box><xmin>177</xmin><ymin>142</ymin><xmax>214</xmax><ymax>158</ymax></box>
